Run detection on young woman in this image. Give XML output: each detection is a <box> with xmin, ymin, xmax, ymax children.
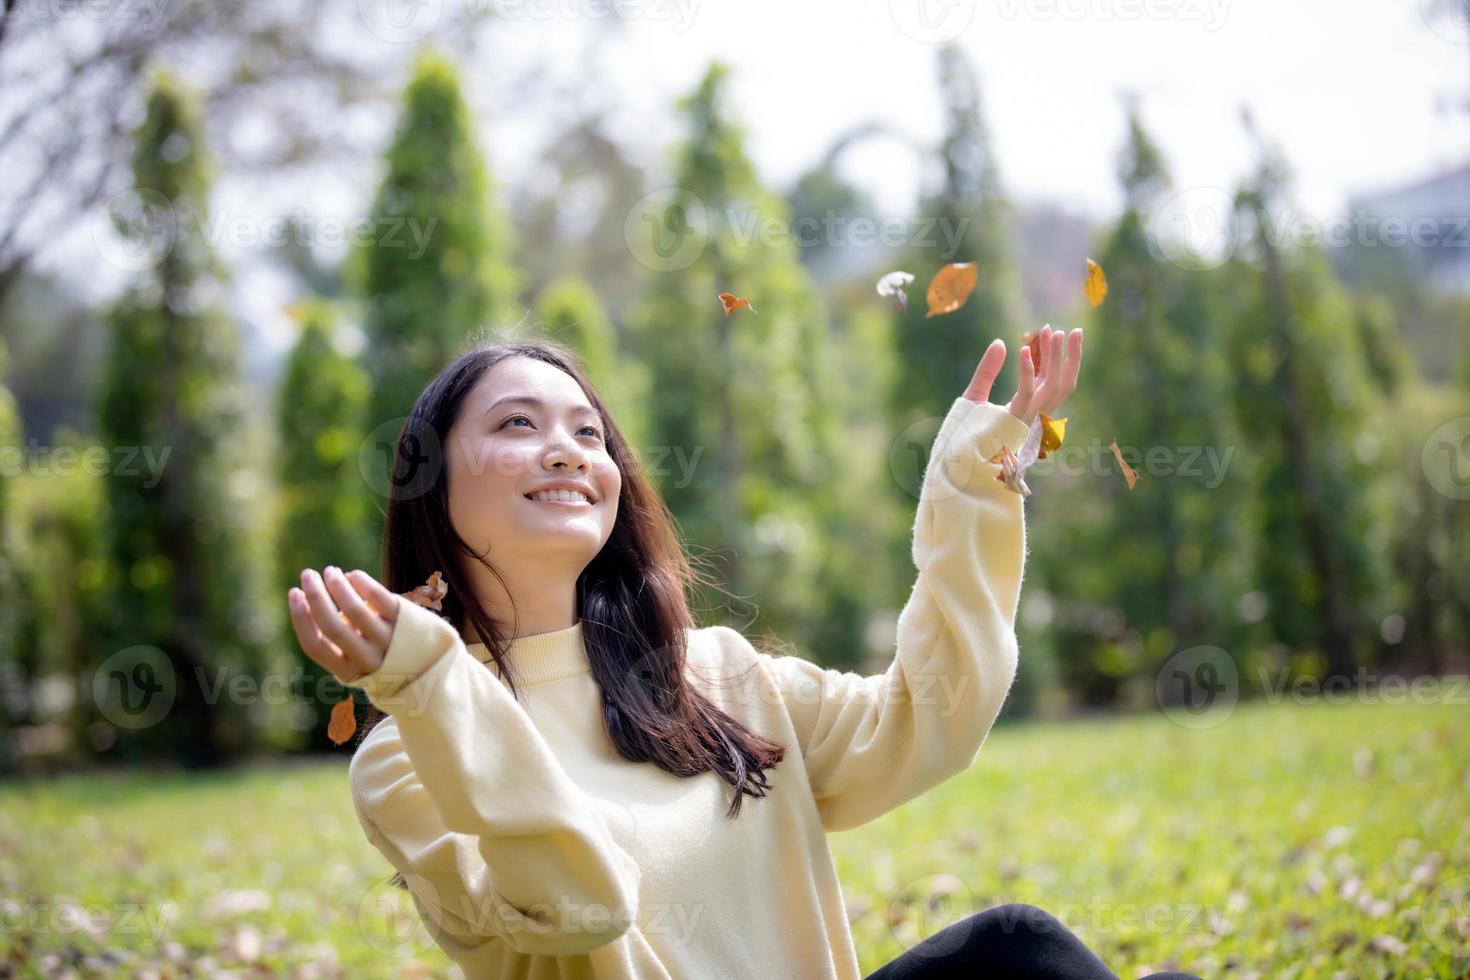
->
<box><xmin>288</xmin><ymin>329</ymin><xmax>1202</xmax><ymax>980</ymax></box>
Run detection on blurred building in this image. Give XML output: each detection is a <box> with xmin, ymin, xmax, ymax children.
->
<box><xmin>1347</xmin><ymin>160</ymin><xmax>1470</xmax><ymax>297</ymax></box>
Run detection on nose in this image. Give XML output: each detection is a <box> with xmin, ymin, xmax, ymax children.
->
<box><xmin>544</xmin><ymin>426</ymin><xmax>590</xmax><ymax>472</ymax></box>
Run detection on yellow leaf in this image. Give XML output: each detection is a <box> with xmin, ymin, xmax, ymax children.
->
<box><xmin>1084</xmin><ymin>257</ymin><xmax>1108</xmax><ymax>308</ymax></box>
<box><xmin>1037</xmin><ymin>412</ymin><xmax>1066</xmax><ymax>459</ymax></box>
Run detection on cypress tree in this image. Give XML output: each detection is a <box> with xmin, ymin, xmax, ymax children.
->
<box><xmin>96</xmin><ymin>68</ymin><xmax>278</xmax><ymax>765</ymax></box>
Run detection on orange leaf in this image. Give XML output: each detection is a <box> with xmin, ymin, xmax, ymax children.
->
<box><xmin>718</xmin><ymin>292</ymin><xmax>757</xmax><ymax>316</ymax></box>
<box><xmin>1108</xmin><ymin>438</ymin><xmax>1139</xmax><ymax>489</ymax></box>
<box><xmin>402</xmin><ymin>570</ymin><xmax>448</xmax><ymax>611</ymax></box>
<box><xmin>1084</xmin><ymin>257</ymin><xmax>1108</xmax><ymax>308</ymax></box>
<box><xmin>925</xmin><ymin>262</ymin><xmax>978</xmax><ymax>318</ymax></box>
<box><xmin>327</xmin><ymin>695</ymin><xmax>357</xmax><ymax>745</ymax></box>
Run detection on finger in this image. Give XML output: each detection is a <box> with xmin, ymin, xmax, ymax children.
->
<box><xmin>1061</xmin><ymin>328</ymin><xmax>1084</xmax><ymax>395</ymax></box>
<box><xmin>347</xmin><ymin>569</ymin><xmax>402</xmax><ymax>626</ymax></box>
<box><xmin>300</xmin><ymin>568</ymin><xmax>374</xmax><ymax>672</ymax></box>
<box><xmin>1015</xmin><ymin>336</ymin><xmax>1037</xmax><ymax>410</ymax></box>
<box><xmin>961</xmin><ymin>338</ymin><xmax>1006</xmax><ymax>404</ymax></box>
<box><xmin>287</xmin><ymin>588</ymin><xmax>351</xmax><ymax>677</ymax></box>
<box><xmin>324</xmin><ymin>566</ymin><xmax>392</xmax><ymax>649</ymax></box>
<box><xmin>1040</xmin><ymin>329</ymin><xmax>1083</xmax><ymax>416</ymax></box>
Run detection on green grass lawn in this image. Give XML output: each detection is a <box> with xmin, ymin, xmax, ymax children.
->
<box><xmin>3</xmin><ymin>699</ymin><xmax>1466</xmax><ymax>978</ymax></box>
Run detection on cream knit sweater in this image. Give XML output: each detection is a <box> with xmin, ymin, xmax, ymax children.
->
<box><xmin>348</xmin><ymin>396</ymin><xmax>1032</xmax><ymax>980</ymax></box>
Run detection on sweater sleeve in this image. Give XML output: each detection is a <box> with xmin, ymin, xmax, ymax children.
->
<box><xmin>761</xmin><ymin>397</ymin><xmax>1031</xmax><ymax>833</ymax></box>
<box><xmin>346</xmin><ymin>599</ymin><xmax>640</xmax><ymax>956</ymax></box>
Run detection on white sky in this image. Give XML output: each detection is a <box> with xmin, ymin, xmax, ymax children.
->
<box><xmin>474</xmin><ymin>0</ymin><xmax>1470</xmax><ymax>221</ymax></box>
<box><xmin>45</xmin><ymin>0</ymin><xmax>1470</xmax><ymax>347</ymax></box>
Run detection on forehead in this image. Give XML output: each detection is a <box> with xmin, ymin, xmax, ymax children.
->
<box><xmin>474</xmin><ymin>356</ymin><xmax>596</xmax><ymax>414</ymax></box>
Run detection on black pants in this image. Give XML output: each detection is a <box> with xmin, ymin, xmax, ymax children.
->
<box><xmin>862</xmin><ymin>903</ymin><xmax>1204</xmax><ymax>980</ymax></box>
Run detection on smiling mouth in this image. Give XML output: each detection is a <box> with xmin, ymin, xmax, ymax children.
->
<box><xmin>524</xmin><ymin>493</ymin><xmax>594</xmax><ymax>507</ymax></box>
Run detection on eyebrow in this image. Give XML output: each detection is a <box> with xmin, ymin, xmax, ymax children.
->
<box><xmin>484</xmin><ymin>395</ymin><xmax>604</xmax><ymax>424</ymax></box>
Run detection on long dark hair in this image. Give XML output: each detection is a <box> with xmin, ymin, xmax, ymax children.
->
<box><xmin>354</xmin><ymin>337</ymin><xmax>787</xmax><ymax>871</ymax></box>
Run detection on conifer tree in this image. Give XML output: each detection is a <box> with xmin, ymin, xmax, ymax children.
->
<box><xmin>352</xmin><ymin>48</ymin><xmax>522</xmax><ymax>440</ymax></box>
<box><xmin>629</xmin><ymin>64</ymin><xmax>882</xmax><ymax>666</ymax></box>
<box><xmin>96</xmin><ymin>68</ymin><xmax>278</xmax><ymax>764</ymax></box>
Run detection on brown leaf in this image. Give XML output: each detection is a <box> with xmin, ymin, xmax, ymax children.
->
<box><xmin>402</xmin><ymin>570</ymin><xmax>448</xmax><ymax>611</ymax></box>
<box><xmin>1021</xmin><ymin>327</ymin><xmax>1045</xmax><ymax>372</ymax></box>
<box><xmin>1108</xmin><ymin>439</ymin><xmax>1139</xmax><ymax>489</ymax></box>
<box><xmin>924</xmin><ymin>262</ymin><xmax>978</xmax><ymax>318</ymax></box>
<box><xmin>993</xmin><ymin>444</ymin><xmax>1031</xmax><ymax>496</ymax></box>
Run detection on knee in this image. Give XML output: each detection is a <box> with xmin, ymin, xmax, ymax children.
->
<box><xmin>982</xmin><ymin>902</ymin><xmax>1071</xmax><ymax>937</ymax></box>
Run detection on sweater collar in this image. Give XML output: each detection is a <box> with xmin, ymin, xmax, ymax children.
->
<box><xmin>465</xmin><ymin>621</ymin><xmax>591</xmax><ymax>685</ymax></box>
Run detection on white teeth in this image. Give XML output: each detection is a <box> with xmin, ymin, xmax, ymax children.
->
<box><xmin>530</xmin><ymin>489</ymin><xmax>591</xmax><ymax>504</ymax></box>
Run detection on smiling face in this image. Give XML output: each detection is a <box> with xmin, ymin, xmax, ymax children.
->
<box><xmin>444</xmin><ymin>356</ymin><xmax>621</xmax><ymax>571</ymax></box>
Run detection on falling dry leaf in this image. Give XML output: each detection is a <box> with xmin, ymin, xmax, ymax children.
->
<box><xmin>876</xmin><ymin>270</ymin><xmax>915</xmax><ymax>313</ymax></box>
<box><xmin>717</xmin><ymin>292</ymin><xmax>757</xmax><ymax>316</ymax></box>
<box><xmin>327</xmin><ymin>695</ymin><xmax>357</xmax><ymax>746</ymax></box>
<box><xmin>1020</xmin><ymin>323</ymin><xmax>1066</xmax><ymax>373</ymax></box>
<box><xmin>1021</xmin><ymin>329</ymin><xmax>1043</xmax><ymax>371</ymax></box>
<box><xmin>1084</xmin><ymin>257</ymin><xmax>1108</xmax><ymax>308</ymax></box>
<box><xmin>1108</xmin><ymin>439</ymin><xmax>1139</xmax><ymax>489</ymax></box>
<box><xmin>987</xmin><ymin>415</ymin><xmax>1045</xmax><ymax>496</ymax></box>
<box><xmin>402</xmin><ymin>570</ymin><xmax>448</xmax><ymax>611</ymax></box>
<box><xmin>925</xmin><ymin>262</ymin><xmax>978</xmax><ymax>318</ymax></box>
<box><xmin>987</xmin><ymin>411</ymin><xmax>1065</xmax><ymax>462</ymax></box>
<box><xmin>1036</xmin><ymin>413</ymin><xmax>1066</xmax><ymax>459</ymax></box>
<box><xmin>994</xmin><ymin>445</ymin><xmax>1031</xmax><ymax>496</ymax></box>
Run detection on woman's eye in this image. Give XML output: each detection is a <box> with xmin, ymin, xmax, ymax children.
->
<box><xmin>501</xmin><ymin>415</ymin><xmax>602</xmax><ymax>441</ymax></box>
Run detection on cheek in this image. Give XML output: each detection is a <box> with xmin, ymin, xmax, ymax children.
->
<box><xmin>448</xmin><ymin>443</ymin><xmax>529</xmax><ymax>529</ymax></box>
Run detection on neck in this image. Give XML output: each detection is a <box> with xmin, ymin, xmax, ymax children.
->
<box><xmin>458</xmin><ymin>559</ymin><xmax>581</xmax><ymax>643</ymax></box>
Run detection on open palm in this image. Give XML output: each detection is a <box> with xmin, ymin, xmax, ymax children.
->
<box><xmin>960</xmin><ymin>324</ymin><xmax>1084</xmax><ymax>426</ymax></box>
